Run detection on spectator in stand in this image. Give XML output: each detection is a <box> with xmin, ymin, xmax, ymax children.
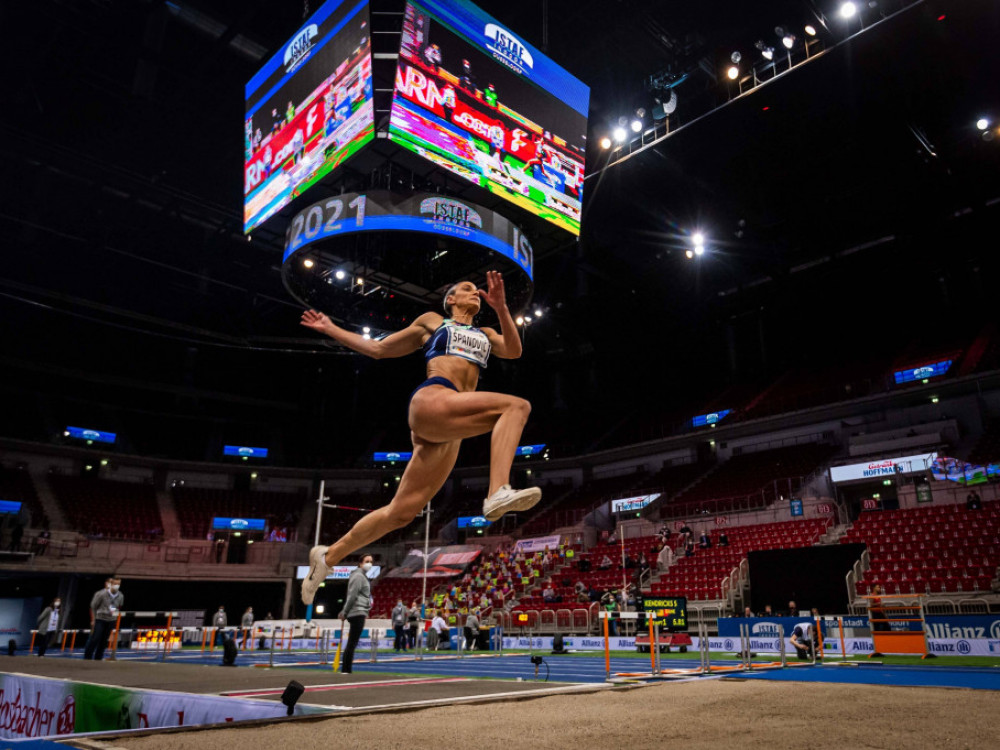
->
<box><xmin>787</xmin><ymin>600</ymin><xmax>799</xmax><ymax>616</ymax></box>
<box><xmin>684</xmin><ymin>538</ymin><xmax>695</xmax><ymax>557</ymax></box>
<box><xmin>698</xmin><ymin>530</ymin><xmax>712</xmax><ymax>549</ymax></box>
<box><xmin>679</xmin><ymin>523</ymin><xmax>692</xmax><ymax>540</ymax></box>
<box><xmin>763</xmin><ymin>605</ymin><xmax>775</xmax><ymax>617</ymax></box>
<box><xmin>215</xmin><ymin>534</ymin><xmax>226</xmax><ymax>563</ymax></box>
<box><xmin>542</xmin><ymin>582</ymin><xmax>557</xmax><ymax>603</ymax></box>
<box><xmin>407</xmin><ymin>601</ymin><xmax>420</xmax><ymax>648</ymax></box>
<box><xmin>392</xmin><ymin>599</ymin><xmax>408</xmax><ymax>652</ymax></box>
<box><xmin>870</xmin><ymin>584</ymin><xmax>888</xmax><ymax>631</ymax></box>
<box><xmin>657</xmin><ymin>543</ymin><xmax>674</xmax><ymax>571</ymax></box>
<box><xmin>84</xmin><ymin>577</ymin><xmax>123</xmax><ymax>661</ymax></box>
<box><xmin>624</xmin><ymin>553</ymin><xmax>636</xmax><ymax>570</ymax></box>
<box><xmin>598</xmin><ymin>554</ymin><xmax>614</xmax><ymax>570</ymax></box>
<box><xmin>719</xmin><ymin>531</ymin><xmax>729</xmax><ymax>547</ymax></box>
<box><xmin>574</xmin><ymin>580</ymin><xmax>587</xmax><ymax>597</ymax></box>
<box><xmin>967</xmin><ymin>490</ymin><xmax>983</xmax><ymax>510</ymax></box>
<box><xmin>743</xmin><ymin>606</ymin><xmax>754</xmax><ymax>617</ymax></box>
<box><xmin>34</xmin><ymin>529</ymin><xmax>51</xmax><ymax>556</ymax></box>
<box><xmin>36</xmin><ymin>597</ymin><xmax>64</xmax><ymax>657</ymax></box>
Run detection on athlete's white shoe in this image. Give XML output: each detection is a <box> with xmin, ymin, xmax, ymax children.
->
<box><xmin>301</xmin><ymin>545</ymin><xmax>333</xmax><ymax>605</ymax></box>
<box><xmin>483</xmin><ymin>484</ymin><xmax>542</xmax><ymax>522</ymax></box>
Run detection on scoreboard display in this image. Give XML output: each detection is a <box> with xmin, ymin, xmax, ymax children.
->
<box><xmin>244</xmin><ymin>0</ymin><xmax>375</xmax><ymax>233</ymax></box>
<box><xmin>388</xmin><ymin>0</ymin><xmax>589</xmax><ymax>235</ymax></box>
<box><xmin>642</xmin><ymin>596</ymin><xmax>688</xmax><ymax>631</ymax></box>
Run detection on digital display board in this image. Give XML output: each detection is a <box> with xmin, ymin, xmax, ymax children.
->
<box><xmin>610</xmin><ymin>493</ymin><xmax>661</xmax><ymax>513</ymax></box>
<box><xmin>642</xmin><ymin>596</ymin><xmax>688</xmax><ymax>631</ymax></box>
<box><xmin>789</xmin><ymin>498</ymin><xmax>804</xmax><ymax>517</ymax></box>
<box><xmin>894</xmin><ymin>359</ymin><xmax>953</xmax><ymax>384</ymax></box>
<box><xmin>374</xmin><ymin>451</ymin><xmax>413</xmax><ymax>463</ymax></box>
<box><xmin>295</xmin><ymin>564</ymin><xmax>381</xmax><ymax>580</ymax></box>
<box><xmin>515</xmin><ymin>443</ymin><xmax>546</xmax><ymax>456</ymax></box>
<box><xmin>0</xmin><ymin>501</ymin><xmax>23</xmax><ymax>515</ymax></box>
<box><xmin>223</xmin><ymin>445</ymin><xmax>269</xmax><ymax>458</ymax></box>
<box><xmin>388</xmin><ymin>0</ymin><xmax>589</xmax><ymax>235</ymax></box>
<box><xmin>212</xmin><ymin>517</ymin><xmax>267</xmax><ymax>531</ymax></box>
<box><xmin>65</xmin><ymin>426</ymin><xmax>117</xmax><ymax>444</ymax></box>
<box><xmin>692</xmin><ymin>410</ymin><xmax>731</xmax><ymax>427</ymax></box>
<box><xmin>830</xmin><ymin>452</ymin><xmax>937</xmax><ymax>483</ymax></box>
<box><xmin>244</xmin><ymin>0</ymin><xmax>375</xmax><ymax>233</ymax></box>
<box><xmin>456</xmin><ymin>515</ymin><xmax>491</xmax><ymax>528</ymax></box>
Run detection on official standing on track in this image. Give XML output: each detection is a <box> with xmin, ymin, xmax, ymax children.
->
<box><xmin>339</xmin><ymin>554</ymin><xmax>374</xmax><ymax>673</ymax></box>
<box><xmin>84</xmin><ymin>577</ymin><xmax>123</xmax><ymax>660</ymax></box>
<box><xmin>36</xmin><ymin>597</ymin><xmax>64</xmax><ymax>657</ymax></box>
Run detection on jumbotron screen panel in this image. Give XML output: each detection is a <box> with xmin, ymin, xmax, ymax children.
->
<box><xmin>243</xmin><ymin>0</ymin><xmax>375</xmax><ymax>233</ymax></box>
<box><xmin>389</xmin><ymin>0</ymin><xmax>589</xmax><ymax>235</ymax></box>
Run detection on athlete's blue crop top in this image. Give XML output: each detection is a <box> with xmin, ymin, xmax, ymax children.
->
<box><xmin>423</xmin><ymin>319</ymin><xmax>491</xmax><ymax>369</ymax></box>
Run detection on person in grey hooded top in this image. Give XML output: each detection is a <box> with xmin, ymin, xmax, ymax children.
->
<box><xmin>338</xmin><ymin>554</ymin><xmax>373</xmax><ymax>673</ymax></box>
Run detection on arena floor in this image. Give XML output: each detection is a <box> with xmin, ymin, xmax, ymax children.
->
<box><xmin>6</xmin><ymin>651</ymin><xmax>999</xmax><ymax>749</ymax></box>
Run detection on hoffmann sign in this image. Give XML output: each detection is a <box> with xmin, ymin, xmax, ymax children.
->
<box><xmin>829</xmin><ymin>452</ymin><xmax>937</xmax><ymax>483</ymax></box>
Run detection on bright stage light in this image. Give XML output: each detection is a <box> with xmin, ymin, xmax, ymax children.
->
<box><xmin>692</xmin><ymin>232</ymin><xmax>705</xmax><ymax>246</ymax></box>
<box><xmin>302</xmin><ymin>258</ymin><xmax>314</xmax><ymax>269</ymax></box>
<box><xmin>977</xmin><ymin>118</ymin><xmax>990</xmax><ymax>131</ymax></box>
<box><xmin>804</xmin><ymin>24</ymin><xmax>817</xmax><ymax>36</ymax></box>
<box><xmin>363</xmin><ymin>326</ymin><xmax>371</xmax><ymax>334</ymax></box>
<box><xmin>782</xmin><ymin>34</ymin><xmax>796</xmax><ymax>49</ymax></box>
<box><xmin>534</xmin><ymin>308</ymin><xmax>543</xmax><ymax>318</ymax></box>
<box><xmin>694</xmin><ymin>245</ymin><xmax>705</xmax><ymax>256</ymax></box>
<box><xmin>516</xmin><ymin>316</ymin><xmax>525</xmax><ymax>326</ymax></box>
<box><xmin>630</xmin><ymin>119</ymin><xmax>642</xmax><ymax>132</ymax></box>
<box><xmin>613</xmin><ymin>127</ymin><xmax>627</xmax><ymax>142</ymax></box>
<box><xmin>600</xmin><ymin>136</ymin><xmax>612</xmax><ymax>149</ymax></box>
<box><xmin>730</xmin><ymin>51</ymin><xmax>742</xmax><ymax>64</ymax></box>
<box><xmin>335</xmin><ymin>270</ymin><xmax>346</xmax><ymax>280</ymax></box>
<box><xmin>840</xmin><ymin>2</ymin><xmax>857</xmax><ymax>19</ymax></box>
<box><xmin>685</xmin><ymin>249</ymin><xmax>694</xmax><ymax>259</ymax></box>
<box><xmin>727</xmin><ymin>65</ymin><xmax>739</xmax><ymax>80</ymax></box>
<box><xmin>755</xmin><ymin>40</ymin><xmax>774</xmax><ymax>60</ymax></box>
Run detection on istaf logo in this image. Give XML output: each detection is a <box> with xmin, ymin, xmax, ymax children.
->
<box><xmin>484</xmin><ymin>23</ymin><xmax>534</xmax><ymax>74</ymax></box>
<box><xmin>284</xmin><ymin>24</ymin><xmax>319</xmax><ymax>74</ymax></box>
<box><xmin>419</xmin><ymin>198</ymin><xmax>482</xmax><ymax>228</ymax></box>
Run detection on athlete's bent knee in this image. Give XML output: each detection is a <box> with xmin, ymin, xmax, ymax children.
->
<box><xmin>510</xmin><ymin>397</ymin><xmax>531</xmax><ymax>419</ymax></box>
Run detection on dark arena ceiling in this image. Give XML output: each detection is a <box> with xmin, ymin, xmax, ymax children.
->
<box><xmin>1</xmin><ymin>0</ymin><xmax>999</xmax><ymax>467</ymax></box>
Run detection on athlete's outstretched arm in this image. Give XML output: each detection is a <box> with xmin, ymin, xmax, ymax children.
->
<box><xmin>479</xmin><ymin>270</ymin><xmax>522</xmax><ymax>359</ymax></box>
<box><xmin>301</xmin><ymin>310</ymin><xmax>439</xmax><ymax>359</ymax></box>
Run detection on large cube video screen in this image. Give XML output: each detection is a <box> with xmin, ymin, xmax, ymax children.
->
<box><xmin>244</xmin><ymin>0</ymin><xmax>375</xmax><ymax>233</ymax></box>
<box><xmin>389</xmin><ymin>0</ymin><xmax>589</xmax><ymax>235</ymax></box>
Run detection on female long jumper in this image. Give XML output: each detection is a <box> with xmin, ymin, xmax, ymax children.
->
<box><xmin>299</xmin><ymin>271</ymin><xmax>541</xmax><ymax>604</ymax></box>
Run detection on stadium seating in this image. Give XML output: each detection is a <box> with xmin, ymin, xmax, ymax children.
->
<box><xmin>650</xmin><ymin>519</ymin><xmax>832</xmax><ymax>601</ymax></box>
<box><xmin>172</xmin><ymin>486</ymin><xmax>306</xmax><ymax>539</ymax></box>
<box><xmin>843</xmin><ymin>502</ymin><xmax>1000</xmax><ymax>595</ymax></box>
<box><xmin>48</xmin><ymin>475</ymin><xmax>161</xmax><ymax>541</ymax></box>
<box><xmin>0</xmin><ymin>466</ymin><xmax>48</xmax><ymax>528</ymax></box>
<box><xmin>665</xmin><ymin>443</ymin><xmax>835</xmax><ymax>514</ymax></box>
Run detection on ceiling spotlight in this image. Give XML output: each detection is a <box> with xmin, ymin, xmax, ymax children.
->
<box><xmin>730</xmin><ymin>51</ymin><xmax>742</xmax><ymax>64</ymax></box>
<box><xmin>694</xmin><ymin>245</ymin><xmax>705</xmax><ymax>256</ymax></box>
<box><xmin>726</xmin><ymin>65</ymin><xmax>739</xmax><ymax>80</ymax></box>
<box><xmin>685</xmin><ymin>249</ymin><xmax>695</xmax><ymax>259</ymax></box>
<box><xmin>363</xmin><ymin>326</ymin><xmax>371</xmax><ymax>334</ymax></box>
<box><xmin>302</xmin><ymin>258</ymin><xmax>314</xmax><ymax>268</ymax></box>
<box><xmin>782</xmin><ymin>34</ymin><xmax>796</xmax><ymax>49</ymax></box>
<box><xmin>630</xmin><ymin>119</ymin><xmax>642</xmax><ymax>132</ymax></box>
<box><xmin>617</xmin><ymin>116</ymin><xmax>628</xmax><ymax>127</ymax></box>
<box><xmin>613</xmin><ymin>127</ymin><xmax>627</xmax><ymax>142</ymax></box>
<box><xmin>335</xmin><ymin>270</ymin><xmax>346</xmax><ymax>280</ymax></box>
<box><xmin>515</xmin><ymin>316</ymin><xmax>525</xmax><ymax>326</ymax></box>
<box><xmin>600</xmin><ymin>136</ymin><xmax>612</xmax><ymax>149</ymax></box>
<box><xmin>839</xmin><ymin>2</ymin><xmax>857</xmax><ymax>19</ymax></box>
<box><xmin>976</xmin><ymin>118</ymin><xmax>990</xmax><ymax>131</ymax></box>
<box><xmin>636</xmin><ymin>107</ymin><xmax>646</xmax><ymax>118</ymax></box>
<box><xmin>356</xmin><ymin>277</ymin><xmax>364</xmax><ymax>285</ymax></box>
<box><xmin>534</xmin><ymin>308</ymin><xmax>543</xmax><ymax>318</ymax></box>
<box><xmin>692</xmin><ymin>232</ymin><xmax>705</xmax><ymax>246</ymax></box>
<box><xmin>804</xmin><ymin>24</ymin><xmax>817</xmax><ymax>36</ymax></box>
<box><xmin>755</xmin><ymin>40</ymin><xmax>775</xmax><ymax>60</ymax></box>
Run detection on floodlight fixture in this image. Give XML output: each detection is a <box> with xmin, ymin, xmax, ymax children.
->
<box><xmin>630</xmin><ymin>119</ymin><xmax>642</xmax><ymax>132</ymax></box>
<box><xmin>726</xmin><ymin>65</ymin><xmax>739</xmax><ymax>80</ymax></box>
<box><xmin>600</xmin><ymin>136</ymin><xmax>612</xmax><ymax>149</ymax></box>
<box><xmin>804</xmin><ymin>24</ymin><xmax>817</xmax><ymax>36</ymax></box>
<box><xmin>840</xmin><ymin>2</ymin><xmax>857</xmax><ymax>19</ymax></box>
<box><xmin>977</xmin><ymin>118</ymin><xmax>990</xmax><ymax>131</ymax></box>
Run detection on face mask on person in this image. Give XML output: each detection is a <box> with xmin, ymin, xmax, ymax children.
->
<box><xmin>54</xmin><ymin>601</ymin><xmax>61</xmax><ymax>609</ymax></box>
<box><xmin>110</xmin><ymin>584</ymin><xmax>120</xmax><ymax>593</ymax></box>
<box><xmin>361</xmin><ymin>562</ymin><xmax>372</xmax><ymax>572</ymax></box>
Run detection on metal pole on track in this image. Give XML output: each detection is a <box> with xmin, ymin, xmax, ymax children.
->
<box><xmin>779</xmin><ymin>624</ymin><xmax>787</xmax><ymax>668</ymax></box>
<box><xmin>421</xmin><ymin>498</ymin><xmax>432</xmax><ymax>612</ymax></box>
<box><xmin>314</xmin><ymin>479</ymin><xmax>325</xmax><ymax>547</ymax></box>
<box><xmin>269</xmin><ymin>627</ymin><xmax>276</xmax><ymax>668</ymax></box>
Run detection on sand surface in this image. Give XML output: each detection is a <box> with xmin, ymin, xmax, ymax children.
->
<box><xmin>100</xmin><ymin>677</ymin><xmax>1000</xmax><ymax>750</ymax></box>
